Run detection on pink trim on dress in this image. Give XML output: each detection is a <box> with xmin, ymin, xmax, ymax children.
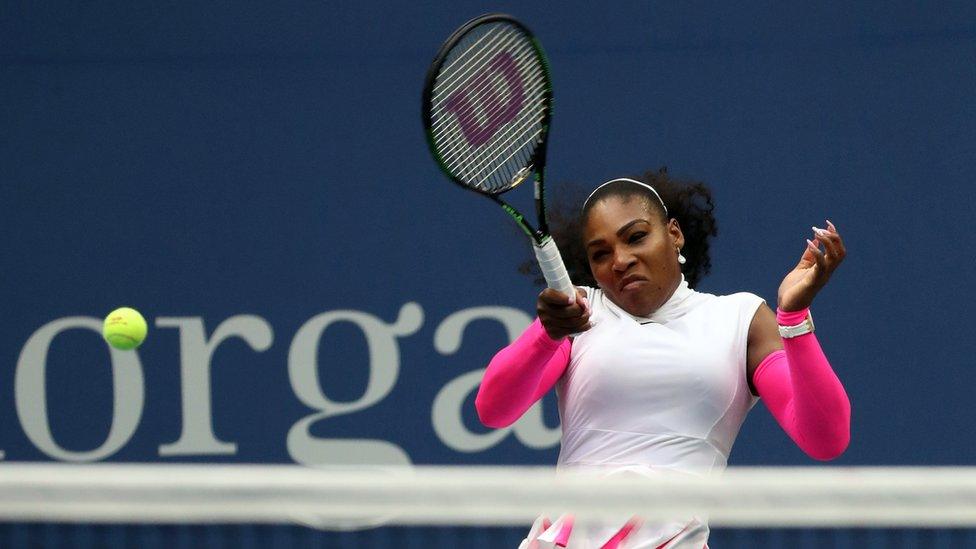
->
<box><xmin>600</xmin><ymin>517</ymin><xmax>641</xmax><ymax>549</ymax></box>
<box><xmin>554</xmin><ymin>514</ymin><xmax>574</xmax><ymax>547</ymax></box>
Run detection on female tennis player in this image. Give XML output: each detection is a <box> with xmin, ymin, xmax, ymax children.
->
<box><xmin>475</xmin><ymin>171</ymin><xmax>851</xmax><ymax>549</ymax></box>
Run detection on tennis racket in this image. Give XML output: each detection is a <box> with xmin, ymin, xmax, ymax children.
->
<box><xmin>422</xmin><ymin>13</ymin><xmax>576</xmax><ymax>302</ymax></box>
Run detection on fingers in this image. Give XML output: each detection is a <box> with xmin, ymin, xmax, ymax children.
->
<box><xmin>538</xmin><ymin>287</ymin><xmax>591</xmax><ymax>339</ymax></box>
<box><xmin>805</xmin><ymin>238</ymin><xmax>828</xmax><ymax>277</ymax></box>
<box><xmin>539</xmin><ymin>286</ymin><xmax>587</xmax><ymax>301</ymax></box>
<box><xmin>824</xmin><ymin>219</ymin><xmax>847</xmax><ymax>259</ymax></box>
<box><xmin>538</xmin><ymin>288</ymin><xmax>588</xmax><ymax>320</ymax></box>
<box><xmin>797</xmin><ymin>236</ymin><xmax>820</xmax><ymax>267</ymax></box>
<box><xmin>544</xmin><ymin>316</ymin><xmax>591</xmax><ymax>335</ymax></box>
<box><xmin>811</xmin><ymin>219</ymin><xmax>847</xmax><ymax>271</ymax></box>
<box><xmin>576</xmin><ymin>286</ymin><xmax>588</xmax><ymax>303</ymax></box>
<box><xmin>539</xmin><ymin>288</ymin><xmax>578</xmax><ymax>314</ymax></box>
<box><xmin>781</xmin><ymin>220</ymin><xmax>846</xmax><ymax>311</ymax></box>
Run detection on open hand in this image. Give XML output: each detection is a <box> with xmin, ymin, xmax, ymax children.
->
<box><xmin>778</xmin><ymin>220</ymin><xmax>846</xmax><ymax>312</ymax></box>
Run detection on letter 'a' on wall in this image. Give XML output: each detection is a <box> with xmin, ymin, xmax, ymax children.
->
<box><xmin>15</xmin><ymin>317</ymin><xmax>145</xmax><ymax>462</ymax></box>
<box><xmin>432</xmin><ymin>307</ymin><xmax>560</xmax><ymax>452</ymax></box>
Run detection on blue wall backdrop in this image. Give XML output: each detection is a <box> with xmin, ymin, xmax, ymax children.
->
<box><xmin>2</xmin><ymin>1</ymin><xmax>975</xmax><ymax>472</ymax></box>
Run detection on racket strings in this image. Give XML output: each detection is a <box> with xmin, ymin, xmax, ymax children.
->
<box><xmin>430</xmin><ymin>25</ymin><xmax>514</xmax><ymax>100</ymax></box>
<box><xmin>430</xmin><ymin>28</ymin><xmax>542</xmax><ymax>128</ymax></box>
<box><xmin>442</xmin><ymin>94</ymin><xmax>545</xmax><ymax>193</ymax></box>
<box><xmin>430</xmin><ymin>50</ymin><xmax>541</xmax><ymax>147</ymax></box>
<box><xmin>451</xmin><ymin>96</ymin><xmax>545</xmax><ymax>192</ymax></box>
<box><xmin>428</xmin><ymin>23</ymin><xmax>549</xmax><ymax>194</ymax></box>
<box><xmin>471</xmin><ymin>125</ymin><xmax>543</xmax><ymax>192</ymax></box>
<box><xmin>429</xmin><ymin>28</ymin><xmax>536</xmax><ymax>143</ymax></box>
<box><xmin>430</xmin><ymin>63</ymin><xmax>545</xmax><ymax>146</ymax></box>
<box><xmin>435</xmin><ymin>79</ymin><xmax>546</xmax><ymax>190</ymax></box>
<box><xmin>436</xmin><ymin>85</ymin><xmax>545</xmax><ymax>193</ymax></box>
<box><xmin>474</xmin><ymin>50</ymin><xmax>547</xmax><ymax>188</ymax></box>
<box><xmin>430</xmin><ymin>70</ymin><xmax>545</xmax><ymax>166</ymax></box>
<box><xmin>449</xmin><ymin>108</ymin><xmax>545</xmax><ymax>193</ymax></box>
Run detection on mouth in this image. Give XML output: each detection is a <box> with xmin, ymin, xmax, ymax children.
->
<box><xmin>618</xmin><ymin>275</ymin><xmax>649</xmax><ymax>292</ymax></box>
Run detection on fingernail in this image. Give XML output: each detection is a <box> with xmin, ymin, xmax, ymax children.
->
<box><xmin>812</xmin><ymin>226</ymin><xmax>827</xmax><ymax>237</ymax></box>
<box><xmin>806</xmin><ymin>239</ymin><xmax>816</xmax><ymax>247</ymax></box>
<box><xmin>827</xmin><ymin>219</ymin><xmax>836</xmax><ymax>230</ymax></box>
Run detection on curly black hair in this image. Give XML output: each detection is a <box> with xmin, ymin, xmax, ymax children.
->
<box><xmin>521</xmin><ymin>167</ymin><xmax>718</xmax><ymax>289</ymax></box>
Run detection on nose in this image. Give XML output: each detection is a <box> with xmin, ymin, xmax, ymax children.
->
<box><xmin>612</xmin><ymin>250</ymin><xmax>637</xmax><ymax>273</ymax></box>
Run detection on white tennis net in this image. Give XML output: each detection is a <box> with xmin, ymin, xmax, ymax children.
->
<box><xmin>2</xmin><ymin>464</ymin><xmax>976</xmax><ymax>529</ymax></box>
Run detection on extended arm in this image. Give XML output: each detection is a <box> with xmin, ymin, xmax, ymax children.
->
<box><xmin>476</xmin><ymin>286</ymin><xmax>589</xmax><ymax>428</ymax></box>
<box><xmin>475</xmin><ymin>318</ymin><xmax>572</xmax><ymax>429</ymax></box>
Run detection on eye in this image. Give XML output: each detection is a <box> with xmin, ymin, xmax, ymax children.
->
<box><xmin>591</xmin><ymin>249</ymin><xmax>608</xmax><ymax>261</ymax></box>
<box><xmin>628</xmin><ymin>231</ymin><xmax>647</xmax><ymax>244</ymax></box>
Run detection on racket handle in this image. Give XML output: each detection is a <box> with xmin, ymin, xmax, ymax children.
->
<box><xmin>533</xmin><ymin>237</ymin><xmax>576</xmax><ymax>304</ymax></box>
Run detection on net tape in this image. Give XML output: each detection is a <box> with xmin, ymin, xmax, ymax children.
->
<box><xmin>2</xmin><ymin>465</ymin><xmax>976</xmax><ymax>528</ymax></box>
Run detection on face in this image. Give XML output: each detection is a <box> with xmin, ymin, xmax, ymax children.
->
<box><xmin>583</xmin><ymin>195</ymin><xmax>685</xmax><ymax>317</ymax></box>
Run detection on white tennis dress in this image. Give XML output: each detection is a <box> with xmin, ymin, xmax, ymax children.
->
<box><xmin>520</xmin><ymin>278</ymin><xmax>764</xmax><ymax>549</ymax></box>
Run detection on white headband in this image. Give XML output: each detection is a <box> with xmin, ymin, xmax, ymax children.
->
<box><xmin>582</xmin><ymin>177</ymin><xmax>668</xmax><ymax>215</ymax></box>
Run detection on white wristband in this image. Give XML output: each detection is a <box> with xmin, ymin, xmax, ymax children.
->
<box><xmin>778</xmin><ymin>312</ymin><xmax>815</xmax><ymax>339</ymax></box>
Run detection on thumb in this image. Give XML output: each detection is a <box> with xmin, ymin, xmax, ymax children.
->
<box><xmin>576</xmin><ymin>287</ymin><xmax>590</xmax><ymax>312</ymax></box>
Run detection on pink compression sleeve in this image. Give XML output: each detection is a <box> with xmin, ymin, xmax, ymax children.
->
<box><xmin>753</xmin><ymin>308</ymin><xmax>851</xmax><ymax>460</ymax></box>
<box><xmin>475</xmin><ymin>319</ymin><xmax>572</xmax><ymax>429</ymax></box>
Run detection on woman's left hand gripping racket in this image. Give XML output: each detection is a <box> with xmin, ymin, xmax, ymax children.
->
<box><xmin>422</xmin><ymin>13</ymin><xmax>576</xmax><ymax>303</ymax></box>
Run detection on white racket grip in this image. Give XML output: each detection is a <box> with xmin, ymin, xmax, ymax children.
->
<box><xmin>533</xmin><ymin>238</ymin><xmax>576</xmax><ymax>304</ymax></box>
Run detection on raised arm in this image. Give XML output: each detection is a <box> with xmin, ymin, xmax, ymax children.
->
<box><xmin>746</xmin><ymin>220</ymin><xmax>851</xmax><ymax>460</ymax></box>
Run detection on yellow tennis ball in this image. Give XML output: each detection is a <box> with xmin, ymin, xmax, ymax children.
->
<box><xmin>102</xmin><ymin>307</ymin><xmax>147</xmax><ymax>350</ymax></box>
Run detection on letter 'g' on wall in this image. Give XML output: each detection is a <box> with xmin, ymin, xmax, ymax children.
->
<box><xmin>286</xmin><ymin>303</ymin><xmax>423</xmax><ymax>466</ymax></box>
